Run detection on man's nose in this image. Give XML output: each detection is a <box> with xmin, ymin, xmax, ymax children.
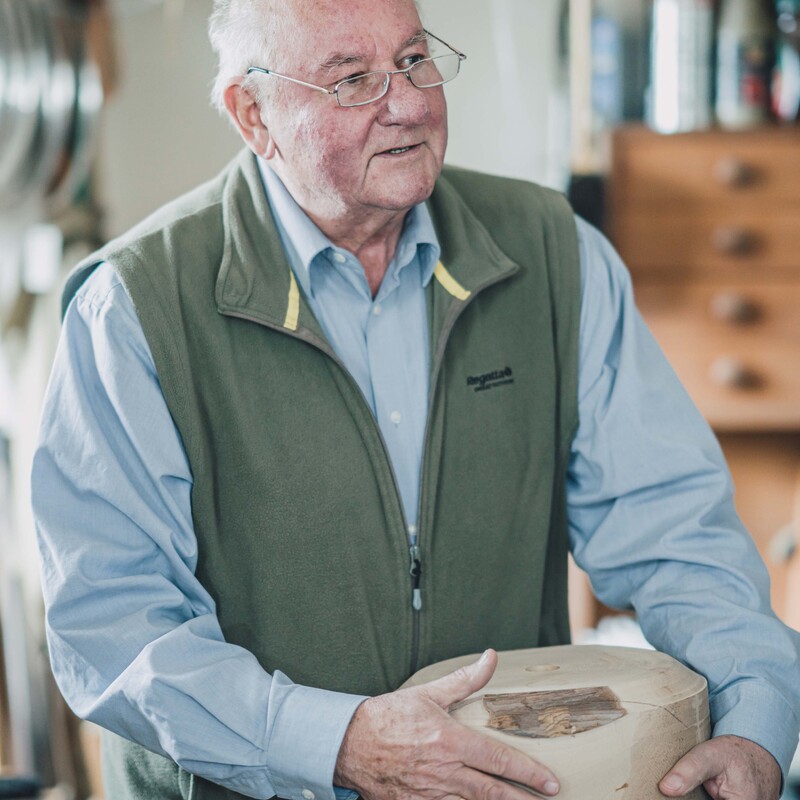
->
<box><xmin>378</xmin><ymin>71</ymin><xmax>432</xmax><ymax>124</ymax></box>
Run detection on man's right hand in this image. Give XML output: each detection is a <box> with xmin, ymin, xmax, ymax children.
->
<box><xmin>333</xmin><ymin>649</ymin><xmax>561</xmax><ymax>800</ymax></box>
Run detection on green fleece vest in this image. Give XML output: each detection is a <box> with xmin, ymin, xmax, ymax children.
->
<box><xmin>64</xmin><ymin>150</ymin><xmax>581</xmax><ymax>800</ymax></box>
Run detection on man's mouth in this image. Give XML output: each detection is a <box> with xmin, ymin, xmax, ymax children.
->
<box><xmin>378</xmin><ymin>143</ymin><xmax>421</xmax><ymax>156</ymax></box>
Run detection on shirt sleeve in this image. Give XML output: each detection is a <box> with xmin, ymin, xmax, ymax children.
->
<box><xmin>32</xmin><ymin>262</ymin><xmax>366</xmax><ymax>800</ymax></box>
<box><xmin>567</xmin><ymin>217</ymin><xmax>800</xmax><ymax>779</ymax></box>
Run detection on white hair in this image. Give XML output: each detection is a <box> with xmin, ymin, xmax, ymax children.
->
<box><xmin>208</xmin><ymin>0</ymin><xmax>281</xmax><ymax>114</ymax></box>
<box><xmin>209</xmin><ymin>0</ymin><xmax>426</xmax><ymax>115</ymax></box>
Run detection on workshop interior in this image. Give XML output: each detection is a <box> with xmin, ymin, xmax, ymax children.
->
<box><xmin>0</xmin><ymin>0</ymin><xmax>799</xmax><ymax>797</ymax></box>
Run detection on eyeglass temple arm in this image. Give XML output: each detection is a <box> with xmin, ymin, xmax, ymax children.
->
<box><xmin>423</xmin><ymin>30</ymin><xmax>467</xmax><ymax>60</ymax></box>
<box><xmin>245</xmin><ymin>32</ymin><xmax>465</xmax><ymax>92</ymax></box>
<box><xmin>246</xmin><ymin>66</ymin><xmax>335</xmax><ymax>95</ymax></box>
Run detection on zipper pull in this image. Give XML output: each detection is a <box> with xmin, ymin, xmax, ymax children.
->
<box><xmin>409</xmin><ymin>545</ymin><xmax>422</xmax><ymax>611</ymax></box>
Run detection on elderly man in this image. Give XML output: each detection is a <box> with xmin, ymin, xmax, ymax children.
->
<box><xmin>32</xmin><ymin>0</ymin><xmax>799</xmax><ymax>799</ymax></box>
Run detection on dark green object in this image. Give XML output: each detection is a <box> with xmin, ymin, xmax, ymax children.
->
<box><xmin>0</xmin><ymin>777</ymin><xmax>40</xmax><ymax>799</ymax></box>
<box><xmin>63</xmin><ymin>149</ymin><xmax>582</xmax><ymax>799</ymax></box>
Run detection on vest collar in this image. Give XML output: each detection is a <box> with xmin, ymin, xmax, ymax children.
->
<box><xmin>215</xmin><ymin>150</ymin><xmax>520</xmax><ymax>340</ymax></box>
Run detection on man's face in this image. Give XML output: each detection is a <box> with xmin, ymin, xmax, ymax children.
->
<box><xmin>259</xmin><ymin>0</ymin><xmax>449</xmax><ymax>224</ymax></box>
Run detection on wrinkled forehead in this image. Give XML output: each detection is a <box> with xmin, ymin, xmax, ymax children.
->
<box><xmin>274</xmin><ymin>0</ymin><xmax>425</xmax><ymax>73</ymax></box>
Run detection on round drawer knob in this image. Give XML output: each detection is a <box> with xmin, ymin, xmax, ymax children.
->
<box><xmin>712</xmin><ymin>227</ymin><xmax>755</xmax><ymax>256</ymax></box>
<box><xmin>709</xmin><ymin>356</ymin><xmax>759</xmax><ymax>390</ymax></box>
<box><xmin>709</xmin><ymin>292</ymin><xmax>760</xmax><ymax>325</ymax></box>
<box><xmin>714</xmin><ymin>157</ymin><xmax>756</xmax><ymax>188</ymax></box>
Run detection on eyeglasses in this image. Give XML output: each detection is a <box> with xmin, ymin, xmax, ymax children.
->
<box><xmin>246</xmin><ymin>31</ymin><xmax>466</xmax><ymax>108</ymax></box>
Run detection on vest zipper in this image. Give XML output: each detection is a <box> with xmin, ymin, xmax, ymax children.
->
<box><xmin>409</xmin><ymin>544</ymin><xmax>422</xmax><ymax>611</ymax></box>
<box><xmin>408</xmin><ymin>269</ymin><xmax>516</xmax><ymax>675</ymax></box>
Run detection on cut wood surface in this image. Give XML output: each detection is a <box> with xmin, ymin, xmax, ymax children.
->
<box><xmin>403</xmin><ymin>645</ymin><xmax>710</xmax><ymax>799</ymax></box>
<box><xmin>482</xmin><ymin>685</ymin><xmax>626</xmax><ymax>738</ymax></box>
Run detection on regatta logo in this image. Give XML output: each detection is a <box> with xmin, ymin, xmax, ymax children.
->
<box><xmin>466</xmin><ymin>367</ymin><xmax>515</xmax><ymax>393</ymax></box>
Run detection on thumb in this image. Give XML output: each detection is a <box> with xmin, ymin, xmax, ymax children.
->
<box><xmin>422</xmin><ymin>649</ymin><xmax>498</xmax><ymax>710</ymax></box>
<box><xmin>659</xmin><ymin>740</ymin><xmax>725</xmax><ymax>797</ymax></box>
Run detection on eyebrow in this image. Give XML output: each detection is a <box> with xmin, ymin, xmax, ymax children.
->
<box><xmin>318</xmin><ymin>29</ymin><xmax>429</xmax><ymax>74</ymax></box>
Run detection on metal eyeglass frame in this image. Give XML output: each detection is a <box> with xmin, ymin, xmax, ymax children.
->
<box><xmin>246</xmin><ymin>31</ymin><xmax>466</xmax><ymax>108</ymax></box>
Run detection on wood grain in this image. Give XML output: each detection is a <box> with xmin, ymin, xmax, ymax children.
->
<box><xmin>483</xmin><ymin>686</ymin><xmax>626</xmax><ymax>738</ymax></box>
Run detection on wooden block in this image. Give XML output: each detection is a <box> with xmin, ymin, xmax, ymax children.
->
<box><xmin>404</xmin><ymin>645</ymin><xmax>711</xmax><ymax>799</ymax></box>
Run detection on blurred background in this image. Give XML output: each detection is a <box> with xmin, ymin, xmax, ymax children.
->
<box><xmin>0</xmin><ymin>0</ymin><xmax>798</xmax><ymax>797</ymax></box>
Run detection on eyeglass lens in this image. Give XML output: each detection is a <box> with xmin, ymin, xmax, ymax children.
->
<box><xmin>337</xmin><ymin>53</ymin><xmax>462</xmax><ymax>107</ymax></box>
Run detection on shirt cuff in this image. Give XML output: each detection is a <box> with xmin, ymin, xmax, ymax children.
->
<box><xmin>265</xmin><ymin>674</ymin><xmax>367</xmax><ymax>800</ymax></box>
<box><xmin>711</xmin><ymin>680</ymin><xmax>800</xmax><ymax>782</ymax></box>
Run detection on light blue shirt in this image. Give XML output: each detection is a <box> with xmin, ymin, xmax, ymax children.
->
<box><xmin>33</xmin><ymin>162</ymin><xmax>800</xmax><ymax>800</ymax></box>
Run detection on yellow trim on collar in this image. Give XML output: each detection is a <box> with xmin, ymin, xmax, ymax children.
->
<box><xmin>283</xmin><ymin>269</ymin><xmax>300</xmax><ymax>331</ymax></box>
<box><xmin>434</xmin><ymin>261</ymin><xmax>471</xmax><ymax>301</ymax></box>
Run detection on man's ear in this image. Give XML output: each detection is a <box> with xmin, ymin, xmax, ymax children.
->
<box><xmin>223</xmin><ymin>81</ymin><xmax>276</xmax><ymax>159</ymax></box>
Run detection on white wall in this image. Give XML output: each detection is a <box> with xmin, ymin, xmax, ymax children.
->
<box><xmin>419</xmin><ymin>0</ymin><xmax>566</xmax><ymax>188</ymax></box>
<box><xmin>98</xmin><ymin>0</ymin><xmax>566</xmax><ymax>236</ymax></box>
<box><xmin>98</xmin><ymin>0</ymin><xmax>241</xmax><ymax>235</ymax></box>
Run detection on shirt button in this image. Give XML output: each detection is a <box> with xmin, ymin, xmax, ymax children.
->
<box><xmin>372</xmin><ymin>304</ymin><xmax>382</xmax><ymax>316</ymax></box>
<box><xmin>301</xmin><ymin>790</ymin><xmax>315</xmax><ymax>800</ymax></box>
<box><xmin>408</xmin><ymin>524</ymin><xmax>418</xmax><ymax>537</ymax></box>
<box><xmin>333</xmin><ymin>252</ymin><xmax>346</xmax><ymax>264</ymax></box>
<box><xmin>390</xmin><ymin>410</ymin><xmax>402</xmax><ymax>425</ymax></box>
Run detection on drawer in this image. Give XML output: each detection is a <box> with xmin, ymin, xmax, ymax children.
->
<box><xmin>634</xmin><ymin>282</ymin><xmax>800</xmax><ymax>430</ymax></box>
<box><xmin>611</xmin><ymin>126</ymin><xmax>800</xmax><ymax>210</ymax></box>
<box><xmin>612</xmin><ymin>210</ymin><xmax>800</xmax><ymax>278</ymax></box>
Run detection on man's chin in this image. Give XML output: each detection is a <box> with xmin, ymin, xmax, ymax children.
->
<box><xmin>369</xmin><ymin>187</ymin><xmax>436</xmax><ymax>215</ymax></box>
<box><xmin>366</xmin><ymin>166</ymin><xmax>441</xmax><ymax>211</ymax></box>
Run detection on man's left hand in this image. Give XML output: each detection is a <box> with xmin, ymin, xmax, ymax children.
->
<box><xmin>658</xmin><ymin>735</ymin><xmax>781</xmax><ymax>799</ymax></box>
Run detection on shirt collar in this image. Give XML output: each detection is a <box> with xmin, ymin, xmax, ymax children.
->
<box><xmin>257</xmin><ymin>157</ymin><xmax>440</xmax><ymax>299</ymax></box>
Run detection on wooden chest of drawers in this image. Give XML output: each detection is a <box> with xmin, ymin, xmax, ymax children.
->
<box><xmin>608</xmin><ymin>126</ymin><xmax>800</xmax><ymax>626</ymax></box>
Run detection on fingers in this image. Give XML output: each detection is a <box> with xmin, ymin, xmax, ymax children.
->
<box><xmin>423</xmin><ymin>649</ymin><xmax>498</xmax><ymax>709</ymax></box>
<box><xmin>661</xmin><ymin>736</ymin><xmax>782</xmax><ymax>800</ymax></box>
<box><xmin>421</xmin><ymin>650</ymin><xmax>559</xmax><ymax>797</ymax></box>
<box><xmin>659</xmin><ymin>739</ymin><xmax>727</xmax><ymax>797</ymax></box>
<box><xmin>459</xmin><ymin>768</ymin><xmax>558</xmax><ymax>800</ymax></box>
<box><xmin>459</xmin><ymin>727</ymin><xmax>560</xmax><ymax>797</ymax></box>
<box><xmin>335</xmin><ymin>649</ymin><xmax>561</xmax><ymax>800</ymax></box>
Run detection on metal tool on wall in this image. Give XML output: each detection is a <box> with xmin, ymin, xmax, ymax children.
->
<box><xmin>0</xmin><ymin>0</ymin><xmax>115</xmax><ymax>368</ymax></box>
<box><xmin>0</xmin><ymin>0</ymin><xmax>104</xmax><ymax>219</ymax></box>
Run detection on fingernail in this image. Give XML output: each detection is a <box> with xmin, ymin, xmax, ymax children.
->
<box><xmin>479</xmin><ymin>649</ymin><xmax>490</xmax><ymax>664</ymax></box>
<box><xmin>544</xmin><ymin>780</ymin><xmax>559</xmax><ymax>795</ymax></box>
<box><xmin>662</xmin><ymin>775</ymin><xmax>683</xmax><ymax>792</ymax></box>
